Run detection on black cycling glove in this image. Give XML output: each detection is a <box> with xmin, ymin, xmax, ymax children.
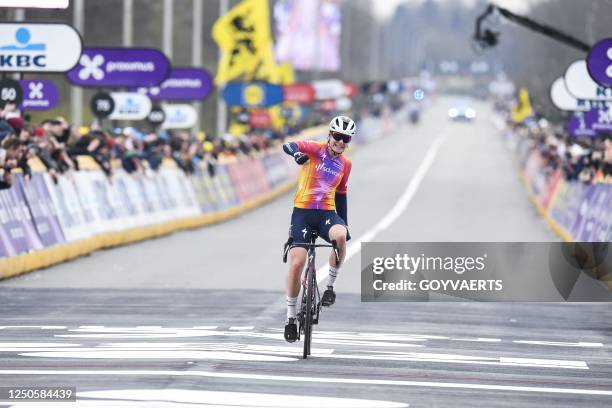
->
<box><xmin>293</xmin><ymin>152</ymin><xmax>309</xmax><ymax>165</ymax></box>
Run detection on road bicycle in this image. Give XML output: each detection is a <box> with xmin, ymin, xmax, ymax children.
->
<box><xmin>283</xmin><ymin>230</ymin><xmax>339</xmax><ymax>359</ymax></box>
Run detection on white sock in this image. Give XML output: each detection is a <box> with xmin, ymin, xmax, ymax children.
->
<box><xmin>286</xmin><ymin>296</ymin><xmax>298</xmax><ymax>320</ymax></box>
<box><xmin>328</xmin><ymin>266</ymin><xmax>339</xmax><ymax>288</ymax></box>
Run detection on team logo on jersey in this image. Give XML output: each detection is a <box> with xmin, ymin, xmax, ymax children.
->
<box><xmin>315</xmin><ymin>163</ymin><xmax>339</xmax><ymax>177</ymax></box>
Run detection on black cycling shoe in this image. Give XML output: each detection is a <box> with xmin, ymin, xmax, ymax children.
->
<box><xmin>321</xmin><ymin>287</ymin><xmax>336</xmax><ymax>307</ymax></box>
<box><xmin>284</xmin><ymin>318</ymin><xmax>298</xmax><ymax>343</ymax></box>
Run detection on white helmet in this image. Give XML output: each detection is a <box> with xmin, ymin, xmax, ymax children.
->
<box><xmin>329</xmin><ymin>115</ymin><xmax>356</xmax><ymax>136</ymax></box>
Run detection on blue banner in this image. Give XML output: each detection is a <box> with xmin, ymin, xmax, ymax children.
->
<box><xmin>223</xmin><ymin>82</ymin><xmax>284</xmax><ymax>107</ymax></box>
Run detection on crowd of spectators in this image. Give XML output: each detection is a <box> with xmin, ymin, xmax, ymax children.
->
<box><xmin>0</xmin><ymin>102</ymin><xmax>291</xmax><ymax>190</ymax></box>
<box><xmin>511</xmin><ymin>120</ymin><xmax>612</xmax><ymax>185</ymax></box>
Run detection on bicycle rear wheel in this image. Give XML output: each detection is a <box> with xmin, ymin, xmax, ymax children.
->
<box><xmin>303</xmin><ymin>266</ymin><xmax>313</xmax><ymax>359</ymax></box>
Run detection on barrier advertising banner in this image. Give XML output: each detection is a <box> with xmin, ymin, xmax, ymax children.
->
<box><xmin>566</xmin><ymin>184</ymin><xmax>612</xmax><ymax>242</ymax></box>
<box><xmin>227</xmin><ymin>158</ymin><xmax>271</xmax><ymax>202</ymax></box>
<box><xmin>262</xmin><ymin>152</ymin><xmax>290</xmax><ymax>188</ymax></box>
<box><xmin>212</xmin><ymin>165</ymin><xmax>240</xmax><ymax>209</ymax></box>
<box><xmin>44</xmin><ymin>174</ymin><xmax>94</xmax><ymax>242</ymax></box>
<box><xmin>0</xmin><ymin>175</ymin><xmax>43</xmax><ymax>255</ymax></box>
<box><xmin>0</xmin><ymin>191</ymin><xmax>19</xmax><ymax>258</ymax></box>
<box><xmin>16</xmin><ymin>174</ymin><xmax>65</xmax><ymax>248</ymax></box>
<box><xmin>117</xmin><ymin>173</ymin><xmax>154</xmax><ymax>228</ymax></box>
<box><xmin>190</xmin><ymin>166</ymin><xmax>217</xmax><ymax>213</ymax></box>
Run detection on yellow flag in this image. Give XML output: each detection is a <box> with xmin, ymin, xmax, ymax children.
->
<box><xmin>255</xmin><ymin>53</ymin><xmax>280</xmax><ymax>83</ymax></box>
<box><xmin>268</xmin><ymin>105</ymin><xmax>284</xmax><ymax>130</ymax></box>
<box><xmin>229</xmin><ymin>121</ymin><xmax>249</xmax><ymax>136</ymax></box>
<box><xmin>212</xmin><ymin>0</ymin><xmax>272</xmax><ymax>84</ymax></box>
<box><xmin>277</xmin><ymin>63</ymin><xmax>294</xmax><ymax>85</ymax></box>
<box><xmin>511</xmin><ymin>87</ymin><xmax>534</xmax><ymax>123</ymax></box>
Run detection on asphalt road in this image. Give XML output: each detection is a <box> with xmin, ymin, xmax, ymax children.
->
<box><xmin>1</xmin><ymin>97</ymin><xmax>610</xmax><ymax>407</ymax></box>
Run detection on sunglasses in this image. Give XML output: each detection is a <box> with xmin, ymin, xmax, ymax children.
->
<box><xmin>330</xmin><ymin>131</ymin><xmax>352</xmax><ymax>144</ymax></box>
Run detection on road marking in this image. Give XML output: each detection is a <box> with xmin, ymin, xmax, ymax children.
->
<box><xmin>499</xmin><ymin>357</ymin><xmax>587</xmax><ymax>369</ymax></box>
<box><xmin>74</xmin><ymin>389</ymin><xmax>409</xmax><ymax>408</ymax></box>
<box><xmin>0</xmin><ymin>325</ymin><xmax>66</xmax><ymax>330</ymax></box>
<box><xmin>0</xmin><ymin>343</ymin><xmax>81</xmax><ymax>349</ymax></box>
<box><xmin>2</xmin><ymin>369</ymin><xmax>611</xmax><ymax>396</ymax></box>
<box><xmin>5</xmin><ymin>341</ymin><xmax>586</xmax><ymax>370</ymax></box>
<box><xmin>451</xmin><ymin>338</ymin><xmax>502</xmax><ymax>343</ymax></box>
<box><xmin>19</xmin><ymin>349</ymin><xmax>298</xmax><ymax>362</ymax></box>
<box><xmin>0</xmin><ymin>326</ymin><xmax>599</xmax><ymax>371</ymax></box>
<box><xmin>314</xmin><ymin>352</ymin><xmax>587</xmax><ymax>370</ymax></box>
<box><xmin>513</xmin><ymin>340</ymin><xmax>604</xmax><ymax>348</ymax></box>
<box><xmin>317</xmin><ymin>136</ymin><xmax>446</xmax><ymax>282</ymax></box>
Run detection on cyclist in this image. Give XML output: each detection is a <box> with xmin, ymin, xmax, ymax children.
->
<box><xmin>282</xmin><ymin>115</ymin><xmax>355</xmax><ymax>342</ymax></box>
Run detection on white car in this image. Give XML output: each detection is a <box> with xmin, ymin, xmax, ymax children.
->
<box><xmin>448</xmin><ymin>102</ymin><xmax>476</xmax><ymax>121</ymax></box>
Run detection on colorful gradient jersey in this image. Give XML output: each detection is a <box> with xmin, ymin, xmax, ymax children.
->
<box><xmin>294</xmin><ymin>140</ymin><xmax>352</xmax><ymax>210</ymax></box>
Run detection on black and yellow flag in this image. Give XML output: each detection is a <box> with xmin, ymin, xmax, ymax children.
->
<box><xmin>212</xmin><ymin>0</ymin><xmax>275</xmax><ymax>84</ymax></box>
<box><xmin>511</xmin><ymin>87</ymin><xmax>534</xmax><ymax>124</ymax></box>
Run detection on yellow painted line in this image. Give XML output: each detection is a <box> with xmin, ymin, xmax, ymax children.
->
<box><xmin>0</xmin><ymin>181</ymin><xmax>296</xmax><ymax>281</ymax></box>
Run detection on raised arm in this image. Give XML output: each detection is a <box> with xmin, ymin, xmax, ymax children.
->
<box><xmin>283</xmin><ymin>141</ymin><xmax>309</xmax><ymax>165</ymax></box>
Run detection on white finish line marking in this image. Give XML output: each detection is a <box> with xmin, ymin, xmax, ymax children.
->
<box><xmin>0</xmin><ymin>325</ymin><xmax>66</xmax><ymax>330</ymax></box>
<box><xmin>317</xmin><ymin>136</ymin><xmax>446</xmax><ymax>282</ymax></box>
<box><xmin>76</xmin><ymin>389</ymin><xmax>409</xmax><ymax>408</ymax></box>
<box><xmin>2</xmin><ymin>369</ymin><xmax>611</xmax><ymax>397</ymax></box>
<box><xmin>513</xmin><ymin>340</ymin><xmax>604</xmax><ymax>348</ymax></box>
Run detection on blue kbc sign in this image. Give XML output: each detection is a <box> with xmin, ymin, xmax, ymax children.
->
<box><xmin>0</xmin><ymin>28</ymin><xmax>46</xmax><ymax>68</ymax></box>
<box><xmin>0</xmin><ymin>24</ymin><xmax>82</xmax><ymax>72</ymax></box>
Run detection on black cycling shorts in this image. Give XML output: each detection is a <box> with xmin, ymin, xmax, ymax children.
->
<box><xmin>289</xmin><ymin>207</ymin><xmax>346</xmax><ymax>248</ymax></box>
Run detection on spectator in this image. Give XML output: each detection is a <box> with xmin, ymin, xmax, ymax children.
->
<box><xmin>0</xmin><ymin>108</ymin><xmax>319</xmax><ymax>190</ymax></box>
<box><xmin>0</xmin><ymin>137</ymin><xmax>23</xmax><ymax>189</ymax></box>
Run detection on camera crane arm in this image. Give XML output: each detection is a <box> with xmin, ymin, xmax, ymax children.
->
<box><xmin>474</xmin><ymin>4</ymin><xmax>590</xmax><ymax>53</ymax></box>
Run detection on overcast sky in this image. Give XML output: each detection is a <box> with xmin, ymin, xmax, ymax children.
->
<box><xmin>373</xmin><ymin>0</ymin><xmax>538</xmax><ymax>19</ymax></box>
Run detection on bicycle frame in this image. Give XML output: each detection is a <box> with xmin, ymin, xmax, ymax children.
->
<box><xmin>283</xmin><ymin>234</ymin><xmax>339</xmax><ymax>359</ymax></box>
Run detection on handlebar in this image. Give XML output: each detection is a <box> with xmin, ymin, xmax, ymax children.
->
<box><xmin>283</xmin><ymin>237</ymin><xmax>340</xmax><ymax>265</ymax></box>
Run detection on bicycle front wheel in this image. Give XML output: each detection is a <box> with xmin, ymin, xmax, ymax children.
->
<box><xmin>303</xmin><ymin>267</ymin><xmax>313</xmax><ymax>359</ymax></box>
